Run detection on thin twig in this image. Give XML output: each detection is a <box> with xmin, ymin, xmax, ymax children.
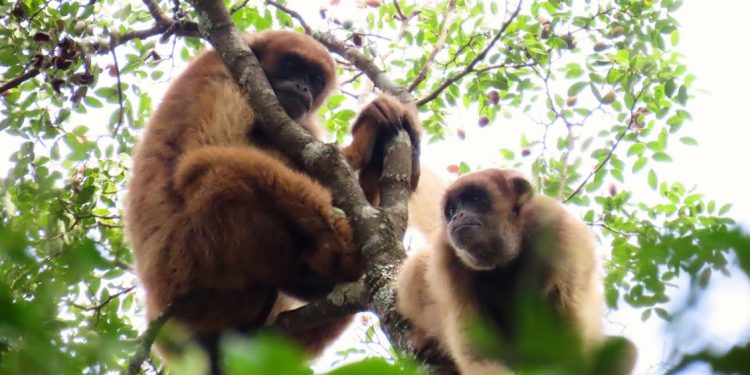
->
<box><xmin>229</xmin><ymin>0</ymin><xmax>251</xmax><ymax>14</ymax></box>
<box><xmin>392</xmin><ymin>0</ymin><xmax>406</xmax><ymax>21</ymax></box>
<box><xmin>415</xmin><ymin>0</ymin><xmax>523</xmax><ymax>107</ymax></box>
<box><xmin>340</xmin><ymin>71</ymin><xmax>365</xmax><ymax>87</ymax></box>
<box><xmin>71</xmin><ymin>286</ymin><xmax>136</xmax><ymax>323</ymax></box>
<box><xmin>265</xmin><ymin>0</ymin><xmax>311</xmax><ymax>34</ymax></box>
<box><xmin>564</xmin><ymin>86</ymin><xmax>649</xmax><ymax>203</ymax></box>
<box><xmin>110</xmin><ymin>45</ymin><xmax>125</xmax><ymax>136</ymax></box>
<box><xmin>405</xmin><ymin>0</ymin><xmax>456</xmax><ymax>92</ymax></box>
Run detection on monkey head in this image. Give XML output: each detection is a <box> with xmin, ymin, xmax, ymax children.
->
<box><xmin>441</xmin><ymin>169</ymin><xmax>534</xmax><ymax>270</ymax></box>
<box><xmin>246</xmin><ymin>31</ymin><xmax>337</xmax><ymax>120</ymax></box>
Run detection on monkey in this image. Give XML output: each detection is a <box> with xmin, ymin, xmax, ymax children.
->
<box><xmin>124</xmin><ymin>30</ymin><xmax>426</xmax><ymax>373</ymax></box>
<box><xmin>397</xmin><ymin>168</ymin><xmax>636</xmax><ymax>374</ymax></box>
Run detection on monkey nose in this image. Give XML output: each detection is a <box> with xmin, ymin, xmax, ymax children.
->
<box><xmin>295</xmin><ymin>82</ymin><xmax>309</xmax><ymax>92</ymax></box>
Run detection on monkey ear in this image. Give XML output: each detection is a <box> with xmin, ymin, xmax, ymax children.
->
<box><xmin>510</xmin><ymin>175</ymin><xmax>534</xmax><ymax>206</ymax></box>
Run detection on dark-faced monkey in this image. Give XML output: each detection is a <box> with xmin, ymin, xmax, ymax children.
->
<box><xmin>125</xmin><ymin>30</ymin><xmax>430</xmax><ymax>373</ymax></box>
<box><xmin>397</xmin><ymin>168</ymin><xmax>636</xmax><ymax>374</ymax></box>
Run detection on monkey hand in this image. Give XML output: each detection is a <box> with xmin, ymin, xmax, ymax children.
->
<box><xmin>343</xmin><ymin>94</ymin><xmax>422</xmax><ymax>192</ymax></box>
<box><xmin>297</xmin><ymin>209</ymin><xmax>363</xmax><ymax>289</ymax></box>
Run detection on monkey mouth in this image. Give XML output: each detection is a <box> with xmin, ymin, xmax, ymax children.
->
<box><xmin>451</xmin><ymin>217</ymin><xmax>482</xmax><ymax>232</ymax></box>
<box><xmin>454</xmin><ymin>222</ymin><xmax>481</xmax><ymax>231</ymax></box>
<box><xmin>278</xmin><ymin>91</ymin><xmax>312</xmax><ymax>119</ymax></box>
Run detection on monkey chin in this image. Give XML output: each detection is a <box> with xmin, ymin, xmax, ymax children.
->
<box><xmin>452</xmin><ymin>242</ymin><xmax>519</xmax><ymax>271</ymax></box>
<box><xmin>450</xmin><ymin>229</ymin><xmax>518</xmax><ymax>271</ymax></box>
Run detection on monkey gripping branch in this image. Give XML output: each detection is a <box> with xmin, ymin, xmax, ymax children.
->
<box><xmin>182</xmin><ymin>0</ymin><xmax>419</xmax><ymax>364</ymax></box>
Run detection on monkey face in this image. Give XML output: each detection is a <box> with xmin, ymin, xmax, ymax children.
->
<box><xmin>267</xmin><ymin>53</ymin><xmax>328</xmax><ymax>119</ymax></box>
<box><xmin>249</xmin><ymin>31</ymin><xmax>336</xmax><ymax>120</ymax></box>
<box><xmin>442</xmin><ymin>170</ymin><xmax>534</xmax><ymax>270</ymax></box>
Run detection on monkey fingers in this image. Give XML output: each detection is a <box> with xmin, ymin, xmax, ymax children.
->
<box><xmin>345</xmin><ymin>95</ymin><xmax>422</xmax><ymax>196</ymax></box>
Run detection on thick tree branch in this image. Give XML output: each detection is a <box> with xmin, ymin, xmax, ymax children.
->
<box><xmin>415</xmin><ymin>0</ymin><xmax>523</xmax><ymax>107</ymax></box>
<box><xmin>186</xmin><ymin>0</ymin><xmax>418</xmax><ymax>358</ymax></box>
<box><xmin>314</xmin><ymin>32</ymin><xmax>412</xmax><ymax>104</ymax></box>
<box><xmin>405</xmin><ymin>0</ymin><xmax>456</xmax><ymax>92</ymax></box>
<box><xmin>141</xmin><ymin>0</ymin><xmax>172</xmax><ymax>25</ymax></box>
<box><xmin>271</xmin><ymin>281</ymin><xmax>367</xmax><ymax>333</ymax></box>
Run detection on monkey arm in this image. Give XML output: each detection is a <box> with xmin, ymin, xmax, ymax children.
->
<box><xmin>174</xmin><ymin>145</ymin><xmax>362</xmax><ymax>291</ymax></box>
<box><xmin>342</xmin><ymin>94</ymin><xmax>423</xmax><ymax>205</ymax></box>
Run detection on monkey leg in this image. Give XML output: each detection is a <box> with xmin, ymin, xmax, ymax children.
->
<box><xmin>174</xmin><ymin>145</ymin><xmax>362</xmax><ymax>289</ymax></box>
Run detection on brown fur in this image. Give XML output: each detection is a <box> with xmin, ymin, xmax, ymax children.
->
<box><xmin>397</xmin><ymin>169</ymin><xmax>606</xmax><ymax>374</ymax></box>
<box><xmin>343</xmin><ymin>94</ymin><xmax>422</xmax><ymax>205</ymax></box>
<box><xmin>125</xmin><ymin>30</ymin><xmax>425</xmax><ymax>368</ymax></box>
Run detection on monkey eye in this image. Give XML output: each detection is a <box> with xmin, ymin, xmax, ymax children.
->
<box><xmin>310</xmin><ymin>73</ymin><xmax>324</xmax><ymax>88</ymax></box>
<box><xmin>444</xmin><ymin>204</ymin><xmax>456</xmax><ymax>219</ymax></box>
<box><xmin>283</xmin><ymin>60</ymin><xmax>296</xmax><ymax>71</ymax></box>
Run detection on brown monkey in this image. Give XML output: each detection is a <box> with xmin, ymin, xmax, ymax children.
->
<box><xmin>397</xmin><ymin>169</ymin><xmax>634</xmax><ymax>374</ymax></box>
<box><xmin>125</xmin><ymin>30</ymin><xmax>422</xmax><ymax>373</ymax></box>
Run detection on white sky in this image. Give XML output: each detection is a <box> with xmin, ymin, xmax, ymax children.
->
<box><xmin>1</xmin><ymin>1</ymin><xmax>749</xmax><ymax>374</ymax></box>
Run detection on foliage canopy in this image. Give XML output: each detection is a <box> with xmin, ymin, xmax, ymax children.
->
<box><xmin>0</xmin><ymin>0</ymin><xmax>748</xmax><ymax>374</ymax></box>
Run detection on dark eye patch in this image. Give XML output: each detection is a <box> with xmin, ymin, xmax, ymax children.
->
<box><xmin>444</xmin><ymin>201</ymin><xmax>456</xmax><ymax>220</ymax></box>
<box><xmin>278</xmin><ymin>53</ymin><xmax>327</xmax><ymax>95</ymax></box>
<box><xmin>459</xmin><ymin>186</ymin><xmax>491</xmax><ymax>211</ymax></box>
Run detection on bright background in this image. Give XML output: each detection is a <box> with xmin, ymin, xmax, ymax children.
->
<box><xmin>1</xmin><ymin>1</ymin><xmax>748</xmax><ymax>374</ymax></box>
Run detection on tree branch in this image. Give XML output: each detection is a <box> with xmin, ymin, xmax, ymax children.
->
<box><xmin>314</xmin><ymin>32</ymin><xmax>412</xmax><ymax>104</ymax></box>
<box><xmin>229</xmin><ymin>0</ymin><xmax>251</xmax><ymax>14</ymax></box>
<box><xmin>0</xmin><ymin>68</ymin><xmax>40</xmax><ymax>95</ymax></box>
<box><xmin>120</xmin><ymin>0</ymin><xmax>201</xmax><ymax>44</ymax></box>
<box><xmin>405</xmin><ymin>0</ymin><xmax>456</xmax><ymax>92</ymax></box>
<box><xmin>110</xmin><ymin>46</ymin><xmax>125</xmax><ymax>136</ymax></box>
<box><xmin>265</xmin><ymin>0</ymin><xmax>311</xmax><ymax>34</ymax></box>
<box><xmin>564</xmin><ymin>86</ymin><xmax>648</xmax><ymax>203</ymax></box>
<box><xmin>271</xmin><ymin>281</ymin><xmax>367</xmax><ymax>333</ymax></box>
<box><xmin>124</xmin><ymin>304</ymin><xmax>174</xmax><ymax>375</ymax></box>
<box><xmin>186</xmin><ymin>0</ymin><xmax>418</xmax><ymax>358</ymax></box>
<box><xmin>415</xmin><ymin>0</ymin><xmax>523</xmax><ymax>107</ymax></box>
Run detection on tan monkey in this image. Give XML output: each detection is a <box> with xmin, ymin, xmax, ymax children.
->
<box><xmin>398</xmin><ymin>168</ymin><xmax>634</xmax><ymax>374</ymax></box>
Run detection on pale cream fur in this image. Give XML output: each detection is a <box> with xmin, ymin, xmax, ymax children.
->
<box><xmin>397</xmin><ymin>169</ymin><xmax>604</xmax><ymax>374</ymax></box>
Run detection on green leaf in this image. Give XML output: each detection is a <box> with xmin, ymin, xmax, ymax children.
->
<box><xmin>664</xmin><ymin>79</ymin><xmax>676</xmax><ymax>98</ymax></box>
<box><xmin>632</xmin><ymin>157</ymin><xmax>648</xmax><ymax>173</ymax></box>
<box><xmin>499</xmin><ymin>149</ymin><xmax>515</xmax><ymax>160</ymax></box>
<box><xmin>652</xmin><ymin>152</ymin><xmax>673</xmax><ymax>162</ymax></box>
<box><xmin>679</xmin><ymin>137</ymin><xmax>698</xmax><ymax>146</ymax></box>
<box><xmin>655</xmin><ymin>307</ymin><xmax>671</xmax><ymax>321</ymax></box>
<box><xmin>718</xmin><ymin>203</ymin><xmax>733</xmax><ymax>216</ymax></box>
<box><xmin>627</xmin><ymin>143</ymin><xmax>645</xmax><ymax>156</ymax></box>
<box><xmin>84</xmin><ymin>96</ymin><xmax>103</xmax><ymax>108</ymax></box>
<box><xmin>567</xmin><ymin>81</ymin><xmax>588</xmax><ymax>97</ymax></box>
<box><xmin>648</xmin><ymin>169</ymin><xmax>658</xmax><ymax>190</ymax></box>
<box><xmin>676</xmin><ymin>85</ymin><xmax>688</xmax><ymax>105</ymax></box>
<box><xmin>641</xmin><ymin>308</ymin><xmax>652</xmax><ymax>321</ymax></box>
